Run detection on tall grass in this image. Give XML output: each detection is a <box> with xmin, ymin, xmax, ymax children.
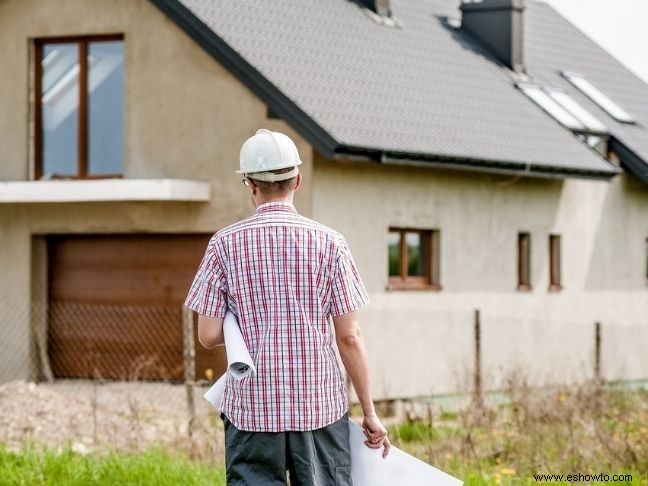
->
<box><xmin>388</xmin><ymin>375</ymin><xmax>648</xmax><ymax>485</ymax></box>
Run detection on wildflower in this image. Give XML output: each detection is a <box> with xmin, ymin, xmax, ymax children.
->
<box><xmin>500</xmin><ymin>467</ymin><xmax>516</xmax><ymax>476</ymax></box>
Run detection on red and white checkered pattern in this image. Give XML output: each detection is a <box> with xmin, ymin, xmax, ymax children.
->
<box><xmin>185</xmin><ymin>201</ymin><xmax>369</xmax><ymax>432</ymax></box>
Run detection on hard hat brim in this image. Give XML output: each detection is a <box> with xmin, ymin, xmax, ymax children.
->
<box><xmin>234</xmin><ymin>159</ymin><xmax>302</xmax><ymax>174</ymax></box>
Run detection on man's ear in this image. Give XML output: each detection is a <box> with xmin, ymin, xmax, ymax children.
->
<box><xmin>248</xmin><ymin>179</ymin><xmax>259</xmax><ymax>196</ymax></box>
<box><xmin>294</xmin><ymin>173</ymin><xmax>303</xmax><ymax>192</ymax></box>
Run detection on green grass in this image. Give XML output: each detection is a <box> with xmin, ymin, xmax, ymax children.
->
<box><xmin>0</xmin><ymin>443</ymin><xmax>226</xmax><ymax>486</ymax></box>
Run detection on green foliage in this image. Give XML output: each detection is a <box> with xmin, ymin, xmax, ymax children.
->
<box><xmin>387</xmin><ymin>385</ymin><xmax>648</xmax><ymax>486</ymax></box>
<box><xmin>0</xmin><ymin>443</ymin><xmax>226</xmax><ymax>486</ymax></box>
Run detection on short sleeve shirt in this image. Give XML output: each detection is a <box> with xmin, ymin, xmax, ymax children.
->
<box><xmin>185</xmin><ymin>201</ymin><xmax>369</xmax><ymax>431</ymax></box>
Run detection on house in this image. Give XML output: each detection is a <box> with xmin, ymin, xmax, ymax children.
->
<box><xmin>1</xmin><ymin>0</ymin><xmax>647</xmax><ymax>399</ymax></box>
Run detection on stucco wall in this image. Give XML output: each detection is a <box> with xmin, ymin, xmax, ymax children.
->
<box><xmin>312</xmin><ymin>155</ymin><xmax>648</xmax><ymax>399</ymax></box>
<box><xmin>0</xmin><ymin>0</ymin><xmax>313</xmax><ymax>382</ymax></box>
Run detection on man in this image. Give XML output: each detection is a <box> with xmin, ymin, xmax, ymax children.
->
<box><xmin>185</xmin><ymin>128</ymin><xmax>389</xmax><ymax>486</ymax></box>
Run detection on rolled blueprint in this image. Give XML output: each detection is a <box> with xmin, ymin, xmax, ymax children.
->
<box><xmin>223</xmin><ymin>310</ymin><xmax>256</xmax><ymax>379</ymax></box>
<box><xmin>203</xmin><ymin>373</ymin><xmax>227</xmax><ymax>409</ymax></box>
<box><xmin>203</xmin><ymin>313</ymin><xmax>463</xmax><ymax>486</ymax></box>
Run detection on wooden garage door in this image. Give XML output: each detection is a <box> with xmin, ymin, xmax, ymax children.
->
<box><xmin>47</xmin><ymin>234</ymin><xmax>227</xmax><ymax>381</ymax></box>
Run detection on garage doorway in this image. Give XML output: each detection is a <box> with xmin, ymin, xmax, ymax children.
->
<box><xmin>47</xmin><ymin>234</ymin><xmax>226</xmax><ymax>381</ymax></box>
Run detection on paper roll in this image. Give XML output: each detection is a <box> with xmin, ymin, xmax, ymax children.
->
<box><xmin>223</xmin><ymin>310</ymin><xmax>256</xmax><ymax>379</ymax></box>
<box><xmin>204</xmin><ymin>373</ymin><xmax>227</xmax><ymax>409</ymax></box>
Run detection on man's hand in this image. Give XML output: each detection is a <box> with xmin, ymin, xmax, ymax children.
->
<box><xmin>362</xmin><ymin>413</ymin><xmax>391</xmax><ymax>458</ymax></box>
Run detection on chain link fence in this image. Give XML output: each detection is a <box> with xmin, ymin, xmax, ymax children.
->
<box><xmin>1</xmin><ymin>300</ymin><xmax>647</xmax><ymax>460</ymax></box>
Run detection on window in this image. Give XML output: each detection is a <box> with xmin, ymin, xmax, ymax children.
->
<box><xmin>561</xmin><ymin>71</ymin><xmax>635</xmax><ymax>124</ymax></box>
<box><xmin>387</xmin><ymin>228</ymin><xmax>440</xmax><ymax>289</ymax></box>
<box><xmin>35</xmin><ymin>35</ymin><xmax>124</xmax><ymax>179</ymax></box>
<box><xmin>517</xmin><ymin>232</ymin><xmax>531</xmax><ymax>290</ymax></box>
<box><xmin>549</xmin><ymin>234</ymin><xmax>561</xmax><ymax>290</ymax></box>
<box><xmin>517</xmin><ymin>83</ymin><xmax>608</xmax><ymax>134</ymax></box>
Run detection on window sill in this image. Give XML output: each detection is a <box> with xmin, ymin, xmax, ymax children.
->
<box><xmin>386</xmin><ymin>282</ymin><xmax>442</xmax><ymax>292</ymax></box>
<box><xmin>0</xmin><ymin>179</ymin><xmax>210</xmax><ymax>203</ymax></box>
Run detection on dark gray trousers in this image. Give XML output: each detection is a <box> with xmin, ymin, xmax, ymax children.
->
<box><xmin>221</xmin><ymin>412</ymin><xmax>352</xmax><ymax>486</ymax></box>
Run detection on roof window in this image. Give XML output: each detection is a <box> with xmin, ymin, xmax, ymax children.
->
<box><xmin>561</xmin><ymin>71</ymin><xmax>635</xmax><ymax>124</ymax></box>
<box><xmin>517</xmin><ymin>83</ymin><xmax>608</xmax><ymax>134</ymax></box>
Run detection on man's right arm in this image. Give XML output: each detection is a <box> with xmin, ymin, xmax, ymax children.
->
<box><xmin>333</xmin><ymin>310</ymin><xmax>391</xmax><ymax>458</ymax></box>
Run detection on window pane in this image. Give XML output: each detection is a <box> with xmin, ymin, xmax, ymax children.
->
<box><xmin>88</xmin><ymin>41</ymin><xmax>124</xmax><ymax>175</ymax></box>
<box><xmin>41</xmin><ymin>43</ymin><xmax>79</xmax><ymax>177</ymax></box>
<box><xmin>549</xmin><ymin>234</ymin><xmax>561</xmax><ymax>288</ymax></box>
<box><xmin>406</xmin><ymin>232</ymin><xmax>426</xmax><ymax>277</ymax></box>
<box><xmin>562</xmin><ymin>71</ymin><xmax>635</xmax><ymax>123</ymax></box>
<box><xmin>518</xmin><ymin>232</ymin><xmax>531</xmax><ymax>288</ymax></box>
<box><xmin>518</xmin><ymin>83</ymin><xmax>585</xmax><ymax>131</ymax></box>
<box><xmin>547</xmin><ymin>88</ymin><xmax>608</xmax><ymax>133</ymax></box>
<box><xmin>387</xmin><ymin>232</ymin><xmax>401</xmax><ymax>277</ymax></box>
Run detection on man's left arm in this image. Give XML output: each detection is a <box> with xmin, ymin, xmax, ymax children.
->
<box><xmin>197</xmin><ymin>315</ymin><xmax>225</xmax><ymax>349</ymax></box>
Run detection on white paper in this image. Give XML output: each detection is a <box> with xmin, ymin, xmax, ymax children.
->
<box><xmin>223</xmin><ymin>310</ymin><xmax>256</xmax><ymax>379</ymax></box>
<box><xmin>349</xmin><ymin>421</ymin><xmax>462</xmax><ymax>486</ymax></box>
<box><xmin>203</xmin><ymin>313</ymin><xmax>463</xmax><ymax>486</ymax></box>
<box><xmin>203</xmin><ymin>373</ymin><xmax>227</xmax><ymax>409</ymax></box>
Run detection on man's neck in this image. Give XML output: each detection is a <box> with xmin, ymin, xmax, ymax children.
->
<box><xmin>255</xmin><ymin>196</ymin><xmax>294</xmax><ymax>207</ymax></box>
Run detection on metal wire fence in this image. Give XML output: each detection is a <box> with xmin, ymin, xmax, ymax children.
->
<box><xmin>1</xmin><ymin>300</ymin><xmax>647</xmax><ymax>460</ymax></box>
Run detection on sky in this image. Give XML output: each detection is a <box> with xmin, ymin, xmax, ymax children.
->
<box><xmin>542</xmin><ymin>0</ymin><xmax>648</xmax><ymax>84</ymax></box>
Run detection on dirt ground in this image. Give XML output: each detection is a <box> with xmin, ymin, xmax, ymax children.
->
<box><xmin>0</xmin><ymin>379</ymin><xmax>225</xmax><ymax>462</ymax></box>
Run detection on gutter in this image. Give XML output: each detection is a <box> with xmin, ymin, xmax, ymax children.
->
<box><xmin>334</xmin><ymin>145</ymin><xmax>621</xmax><ymax>181</ymax></box>
<box><xmin>609</xmin><ymin>138</ymin><xmax>648</xmax><ymax>185</ymax></box>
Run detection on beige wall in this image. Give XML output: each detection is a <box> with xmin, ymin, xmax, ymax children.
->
<box><xmin>312</xmin><ymin>155</ymin><xmax>648</xmax><ymax>399</ymax></box>
<box><xmin>1</xmin><ymin>0</ymin><xmax>646</xmax><ymax>398</ymax></box>
<box><xmin>0</xmin><ymin>0</ymin><xmax>313</xmax><ymax>382</ymax></box>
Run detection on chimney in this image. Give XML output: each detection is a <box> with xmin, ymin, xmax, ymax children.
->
<box><xmin>461</xmin><ymin>0</ymin><xmax>525</xmax><ymax>72</ymax></box>
<box><xmin>355</xmin><ymin>0</ymin><xmax>391</xmax><ymax>17</ymax></box>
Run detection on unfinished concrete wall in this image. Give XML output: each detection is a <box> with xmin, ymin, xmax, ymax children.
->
<box><xmin>312</xmin><ymin>155</ymin><xmax>648</xmax><ymax>399</ymax></box>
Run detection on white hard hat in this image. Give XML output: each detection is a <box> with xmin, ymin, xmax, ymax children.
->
<box><xmin>236</xmin><ymin>129</ymin><xmax>303</xmax><ymax>182</ymax></box>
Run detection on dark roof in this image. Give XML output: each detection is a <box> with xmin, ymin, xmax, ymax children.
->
<box><xmin>525</xmin><ymin>1</ymin><xmax>648</xmax><ymax>184</ymax></box>
<box><xmin>152</xmin><ymin>0</ymin><xmax>627</xmax><ymax>179</ymax></box>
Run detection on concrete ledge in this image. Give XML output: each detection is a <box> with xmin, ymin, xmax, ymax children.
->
<box><xmin>0</xmin><ymin>179</ymin><xmax>211</xmax><ymax>203</ymax></box>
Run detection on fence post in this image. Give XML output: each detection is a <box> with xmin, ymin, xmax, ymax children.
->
<box><xmin>594</xmin><ymin>321</ymin><xmax>602</xmax><ymax>386</ymax></box>
<box><xmin>473</xmin><ymin>309</ymin><xmax>483</xmax><ymax>409</ymax></box>
<box><xmin>182</xmin><ymin>306</ymin><xmax>196</xmax><ymax>451</ymax></box>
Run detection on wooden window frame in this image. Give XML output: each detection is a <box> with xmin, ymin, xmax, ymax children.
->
<box><xmin>517</xmin><ymin>232</ymin><xmax>532</xmax><ymax>291</ymax></box>
<box><xmin>33</xmin><ymin>34</ymin><xmax>124</xmax><ymax>180</ymax></box>
<box><xmin>387</xmin><ymin>228</ymin><xmax>441</xmax><ymax>291</ymax></box>
<box><xmin>645</xmin><ymin>237</ymin><xmax>648</xmax><ymax>283</ymax></box>
<box><xmin>549</xmin><ymin>234</ymin><xmax>562</xmax><ymax>291</ymax></box>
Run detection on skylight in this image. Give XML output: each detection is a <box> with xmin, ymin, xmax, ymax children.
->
<box><xmin>546</xmin><ymin>89</ymin><xmax>608</xmax><ymax>133</ymax></box>
<box><xmin>517</xmin><ymin>83</ymin><xmax>608</xmax><ymax>134</ymax></box>
<box><xmin>561</xmin><ymin>71</ymin><xmax>635</xmax><ymax>124</ymax></box>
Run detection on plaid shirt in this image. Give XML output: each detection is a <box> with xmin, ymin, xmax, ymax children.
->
<box><xmin>185</xmin><ymin>201</ymin><xmax>370</xmax><ymax>432</ymax></box>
